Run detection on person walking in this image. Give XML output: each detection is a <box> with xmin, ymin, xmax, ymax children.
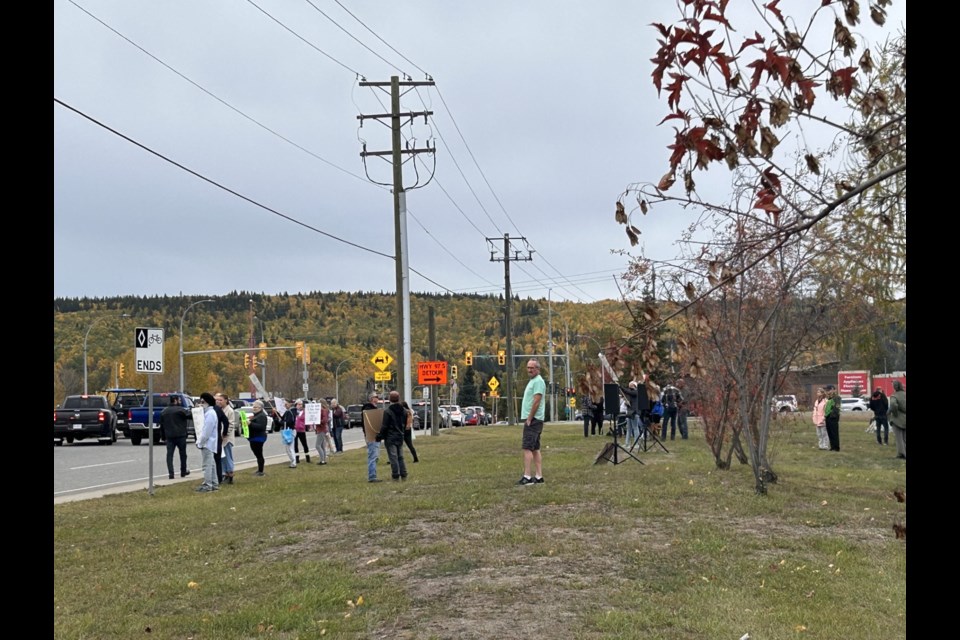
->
<box><xmin>401</xmin><ymin>401</ymin><xmax>419</xmax><ymax>463</ymax></box>
<box><xmin>377</xmin><ymin>391</ymin><xmax>409</xmax><ymax>481</ymax></box>
<box><xmin>811</xmin><ymin>387</ymin><xmax>829</xmax><ymax>450</ymax></box>
<box><xmin>362</xmin><ymin>393</ymin><xmax>383</xmax><ymax>482</ymax></box>
<box><xmin>159</xmin><ymin>394</ymin><xmax>191</xmax><ymax>479</ymax></box>
<box><xmin>247</xmin><ymin>400</ymin><xmax>269</xmax><ymax>476</ymax></box>
<box><xmin>517</xmin><ymin>359</ymin><xmax>546</xmax><ymax>486</ymax></box>
<box><xmin>887</xmin><ymin>380</ymin><xmax>906</xmax><ymax>460</ymax></box>
<box><xmin>823</xmin><ymin>385</ymin><xmax>841</xmax><ymax>451</ymax></box>
<box><xmin>195</xmin><ymin>392</ymin><xmax>220</xmax><ymax>492</ymax></box>
<box><xmin>215</xmin><ymin>393</ymin><xmax>238</xmax><ymax>484</ymax></box>
<box><xmin>330</xmin><ymin>399</ymin><xmax>346</xmax><ymax>453</ymax></box>
<box><xmin>869</xmin><ymin>388</ymin><xmax>890</xmax><ymax>445</ymax></box>
<box><xmin>314</xmin><ymin>400</ymin><xmax>330</xmax><ymax>465</ymax></box>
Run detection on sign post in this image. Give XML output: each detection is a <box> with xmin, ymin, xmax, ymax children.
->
<box><xmin>135</xmin><ymin>327</ymin><xmax>164</xmax><ymax>496</ymax></box>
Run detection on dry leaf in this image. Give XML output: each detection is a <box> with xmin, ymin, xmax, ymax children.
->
<box><xmin>615</xmin><ymin>201</ymin><xmax>627</xmax><ymax>224</ymax></box>
<box><xmin>187</xmin><ymin>581</ymin><xmax>199</xmax><ymax>589</ymax></box>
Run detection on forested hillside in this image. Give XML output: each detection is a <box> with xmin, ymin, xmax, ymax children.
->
<box><xmin>53</xmin><ymin>291</ymin><xmax>629</xmax><ymax>411</ymax></box>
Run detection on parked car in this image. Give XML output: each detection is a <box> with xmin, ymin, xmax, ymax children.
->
<box><xmin>346</xmin><ymin>404</ymin><xmax>364</xmax><ymax>428</ymax></box>
<box><xmin>440</xmin><ymin>404</ymin><xmax>463</xmax><ymax>426</ymax></box>
<box><xmin>841</xmin><ymin>397</ymin><xmax>868</xmax><ymax>412</ymax></box>
<box><xmin>464</xmin><ymin>406</ymin><xmax>490</xmax><ymax>425</ymax></box>
<box><xmin>771</xmin><ymin>395</ymin><xmax>798</xmax><ymax>413</ymax></box>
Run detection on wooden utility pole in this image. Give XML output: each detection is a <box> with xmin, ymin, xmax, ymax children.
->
<box><xmin>358</xmin><ymin>76</ymin><xmax>435</xmax><ymax>406</ymax></box>
<box><xmin>487</xmin><ymin>234</ymin><xmax>533</xmax><ymax>425</ymax></box>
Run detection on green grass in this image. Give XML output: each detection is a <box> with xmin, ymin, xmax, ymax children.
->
<box><xmin>54</xmin><ymin>413</ymin><xmax>906</xmax><ymax>639</ymax></box>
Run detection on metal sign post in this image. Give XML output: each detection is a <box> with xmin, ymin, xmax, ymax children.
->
<box><xmin>135</xmin><ymin>328</ymin><xmax>164</xmax><ymax>496</ymax></box>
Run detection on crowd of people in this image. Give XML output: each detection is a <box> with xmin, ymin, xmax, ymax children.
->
<box><xmin>159</xmin><ymin>370</ymin><xmax>905</xmax><ymax>495</ymax></box>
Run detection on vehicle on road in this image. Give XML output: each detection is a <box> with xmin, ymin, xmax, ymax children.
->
<box><xmin>125</xmin><ymin>392</ymin><xmax>196</xmax><ymax>445</ymax></box>
<box><xmin>841</xmin><ymin>397</ymin><xmax>868</xmax><ymax>412</ymax></box>
<box><xmin>410</xmin><ymin>402</ymin><xmax>450</xmax><ymax>429</ymax></box>
<box><xmin>464</xmin><ymin>406</ymin><xmax>490</xmax><ymax>425</ymax></box>
<box><xmin>772</xmin><ymin>395</ymin><xmax>799</xmax><ymax>413</ymax></box>
<box><xmin>346</xmin><ymin>404</ymin><xmax>364</xmax><ymax>428</ymax></box>
<box><xmin>440</xmin><ymin>404</ymin><xmax>463</xmax><ymax>426</ymax></box>
<box><xmin>54</xmin><ymin>394</ymin><xmax>118</xmax><ymax>446</ymax></box>
<box><xmin>463</xmin><ymin>408</ymin><xmax>479</xmax><ymax>426</ymax></box>
<box><xmin>102</xmin><ymin>388</ymin><xmax>147</xmax><ymax>438</ymax></box>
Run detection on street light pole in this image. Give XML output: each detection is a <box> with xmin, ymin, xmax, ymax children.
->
<box><xmin>335</xmin><ymin>359</ymin><xmax>350</xmax><ymax>401</ymax></box>
<box><xmin>84</xmin><ymin>313</ymin><xmax>130</xmax><ymax>395</ymax></box>
<box><xmin>179</xmin><ymin>299</ymin><xmax>213</xmax><ymax>393</ymax></box>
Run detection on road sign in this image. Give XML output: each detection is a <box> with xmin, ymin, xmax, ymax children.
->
<box><xmin>488</xmin><ymin>376</ymin><xmax>499</xmax><ymax>391</ymax></box>
<box><xmin>569</xmin><ymin>397</ymin><xmax>577</xmax><ymax>407</ymax></box>
<box><xmin>417</xmin><ymin>361</ymin><xmax>448</xmax><ymax>385</ymax></box>
<box><xmin>489</xmin><ymin>391</ymin><xmax>499</xmax><ymax>398</ymax></box>
<box><xmin>134</xmin><ymin>327</ymin><xmax>164</xmax><ymax>374</ymax></box>
<box><xmin>374</xmin><ymin>371</ymin><xmax>392</xmax><ymax>381</ymax></box>
<box><xmin>371</xmin><ymin>348</ymin><xmax>394</xmax><ymax>371</ymax></box>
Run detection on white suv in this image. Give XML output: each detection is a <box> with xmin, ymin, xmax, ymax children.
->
<box><xmin>841</xmin><ymin>397</ymin><xmax>868</xmax><ymax>412</ymax></box>
<box><xmin>772</xmin><ymin>395</ymin><xmax>798</xmax><ymax>413</ymax></box>
<box><xmin>440</xmin><ymin>404</ymin><xmax>463</xmax><ymax>426</ymax></box>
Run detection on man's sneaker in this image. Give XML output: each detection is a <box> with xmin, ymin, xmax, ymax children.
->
<box><xmin>517</xmin><ymin>476</ymin><xmax>535</xmax><ymax>486</ymax></box>
<box><xmin>534</xmin><ymin>477</ymin><xmax>545</xmax><ymax>484</ymax></box>
<box><xmin>369</xmin><ymin>478</ymin><xmax>382</xmax><ymax>483</ymax></box>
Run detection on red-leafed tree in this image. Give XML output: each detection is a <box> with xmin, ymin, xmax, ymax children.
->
<box><xmin>612</xmin><ymin>1</ymin><xmax>905</xmax><ymax>491</ymax></box>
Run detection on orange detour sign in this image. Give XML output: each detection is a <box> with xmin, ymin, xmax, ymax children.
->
<box><xmin>418</xmin><ymin>361</ymin><xmax>448</xmax><ymax>385</ymax></box>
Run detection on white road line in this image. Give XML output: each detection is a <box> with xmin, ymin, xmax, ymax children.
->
<box><xmin>71</xmin><ymin>460</ymin><xmax>137</xmax><ymax>470</ymax></box>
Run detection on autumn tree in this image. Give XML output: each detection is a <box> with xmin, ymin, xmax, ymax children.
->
<box><xmin>611</xmin><ymin>0</ymin><xmax>905</xmax><ymax>490</ymax></box>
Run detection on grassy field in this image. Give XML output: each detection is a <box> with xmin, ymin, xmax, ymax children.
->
<box><xmin>53</xmin><ymin>412</ymin><xmax>906</xmax><ymax>639</ymax></box>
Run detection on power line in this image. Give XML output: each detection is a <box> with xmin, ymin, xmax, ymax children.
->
<box><xmin>54</xmin><ymin>97</ymin><xmax>454</xmax><ymax>293</ymax></box>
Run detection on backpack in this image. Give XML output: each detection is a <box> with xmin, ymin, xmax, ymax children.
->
<box><xmin>650</xmin><ymin>401</ymin><xmax>664</xmax><ymax>417</ymax></box>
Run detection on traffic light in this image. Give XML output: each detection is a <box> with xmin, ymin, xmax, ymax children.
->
<box><xmin>305</xmin><ymin>345</ymin><xmax>311</xmax><ymax>364</ymax></box>
<box><xmin>118</xmin><ymin>363</ymin><xmax>125</xmax><ymax>380</ymax></box>
<box><xmin>465</xmin><ymin>351</ymin><xmax>473</xmax><ymax>366</ymax></box>
<box><xmin>244</xmin><ymin>353</ymin><xmax>250</xmax><ymax>369</ymax></box>
<box><xmin>497</xmin><ymin>350</ymin><xmax>506</xmax><ymax>366</ymax></box>
<box><xmin>451</xmin><ymin>365</ymin><xmax>458</xmax><ymax>378</ymax></box>
<box><xmin>295</xmin><ymin>341</ymin><xmax>304</xmax><ymax>360</ymax></box>
<box><xmin>258</xmin><ymin>342</ymin><xmax>267</xmax><ymax>360</ymax></box>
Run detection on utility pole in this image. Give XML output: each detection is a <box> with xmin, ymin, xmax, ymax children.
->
<box><xmin>487</xmin><ymin>234</ymin><xmax>533</xmax><ymax>425</ymax></box>
<box><xmin>358</xmin><ymin>76</ymin><xmax>435</xmax><ymax>407</ymax></box>
<box><xmin>548</xmin><ymin>289</ymin><xmax>555</xmax><ymax>422</ymax></box>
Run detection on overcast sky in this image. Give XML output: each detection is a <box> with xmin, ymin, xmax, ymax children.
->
<box><xmin>53</xmin><ymin>1</ymin><xmax>905</xmax><ymax>304</ymax></box>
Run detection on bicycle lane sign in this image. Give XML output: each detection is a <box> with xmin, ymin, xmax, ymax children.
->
<box><xmin>135</xmin><ymin>327</ymin><xmax>164</xmax><ymax>373</ymax></box>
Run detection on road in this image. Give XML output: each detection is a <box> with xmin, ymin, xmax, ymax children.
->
<box><xmin>53</xmin><ymin>426</ymin><xmax>414</xmax><ymax>503</ymax></box>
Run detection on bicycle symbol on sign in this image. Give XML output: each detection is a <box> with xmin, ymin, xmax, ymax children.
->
<box><xmin>147</xmin><ymin>333</ymin><xmax>163</xmax><ymax>346</ymax></box>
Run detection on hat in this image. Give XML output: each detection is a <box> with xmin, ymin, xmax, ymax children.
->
<box><xmin>628</xmin><ymin>381</ymin><xmax>638</xmax><ymax>389</ymax></box>
<box><xmin>199</xmin><ymin>392</ymin><xmax>216</xmax><ymax>406</ymax></box>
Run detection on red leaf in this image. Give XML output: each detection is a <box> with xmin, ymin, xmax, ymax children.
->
<box><xmin>764</xmin><ymin>0</ymin><xmax>785</xmax><ymax>25</ymax></box>
<box><xmin>738</xmin><ymin>31</ymin><xmax>765</xmax><ymax>55</ymax></box>
<box><xmin>657</xmin><ymin>111</ymin><xmax>690</xmax><ymax>126</ymax></box>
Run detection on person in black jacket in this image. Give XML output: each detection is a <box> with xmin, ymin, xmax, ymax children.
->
<box><xmin>868</xmin><ymin>388</ymin><xmax>889</xmax><ymax>445</ymax></box>
<box><xmin>247</xmin><ymin>401</ymin><xmax>269</xmax><ymax>475</ymax></box>
<box><xmin>159</xmin><ymin>395</ymin><xmax>191</xmax><ymax>479</ymax></box>
<box><xmin>400</xmin><ymin>401</ymin><xmax>419</xmax><ymax>463</ymax></box>
<box><xmin>376</xmin><ymin>391</ymin><xmax>409</xmax><ymax>481</ymax></box>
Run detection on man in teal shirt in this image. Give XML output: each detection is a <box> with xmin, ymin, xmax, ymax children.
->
<box><xmin>518</xmin><ymin>359</ymin><xmax>546</xmax><ymax>485</ymax></box>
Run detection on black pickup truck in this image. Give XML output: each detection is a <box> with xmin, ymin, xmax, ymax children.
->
<box><xmin>54</xmin><ymin>394</ymin><xmax>118</xmax><ymax>446</ymax></box>
<box><xmin>103</xmin><ymin>388</ymin><xmax>148</xmax><ymax>438</ymax></box>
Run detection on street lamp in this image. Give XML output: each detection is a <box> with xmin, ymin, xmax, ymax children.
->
<box><xmin>84</xmin><ymin>313</ymin><xmax>130</xmax><ymax>394</ymax></box>
<box><xmin>335</xmin><ymin>359</ymin><xmax>350</xmax><ymax>401</ymax></box>
<box><xmin>179</xmin><ymin>299</ymin><xmax>213</xmax><ymax>393</ymax></box>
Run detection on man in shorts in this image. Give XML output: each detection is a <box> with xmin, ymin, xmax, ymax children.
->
<box><xmin>517</xmin><ymin>359</ymin><xmax>546</xmax><ymax>485</ymax></box>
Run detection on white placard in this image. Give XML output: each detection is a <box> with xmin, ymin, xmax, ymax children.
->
<box><xmin>304</xmin><ymin>402</ymin><xmax>322</xmax><ymax>426</ymax></box>
<box><xmin>190</xmin><ymin>406</ymin><xmax>204</xmax><ymax>441</ymax></box>
<box><xmin>275</xmin><ymin>398</ymin><xmax>288</xmax><ymax>414</ymax></box>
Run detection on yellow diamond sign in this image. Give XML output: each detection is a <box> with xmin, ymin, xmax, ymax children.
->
<box><xmin>371</xmin><ymin>348</ymin><xmax>393</xmax><ymax>371</ymax></box>
<box><xmin>488</xmin><ymin>376</ymin><xmax>499</xmax><ymax>391</ymax></box>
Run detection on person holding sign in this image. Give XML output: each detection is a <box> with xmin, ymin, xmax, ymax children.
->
<box><xmin>362</xmin><ymin>393</ymin><xmax>383</xmax><ymax>482</ymax></box>
<box><xmin>293</xmin><ymin>399</ymin><xmax>312</xmax><ymax>466</ymax></box>
<box><xmin>195</xmin><ymin>393</ymin><xmax>220</xmax><ymax>492</ymax></box>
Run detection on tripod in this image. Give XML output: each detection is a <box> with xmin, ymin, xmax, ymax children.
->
<box><xmin>629</xmin><ymin>416</ymin><xmax>670</xmax><ymax>454</ymax></box>
<box><xmin>594</xmin><ymin>409</ymin><xmax>643</xmax><ymax>465</ymax></box>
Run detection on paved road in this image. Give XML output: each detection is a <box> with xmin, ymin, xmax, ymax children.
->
<box><xmin>53</xmin><ymin>427</ymin><xmax>432</xmax><ymax>504</ymax></box>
